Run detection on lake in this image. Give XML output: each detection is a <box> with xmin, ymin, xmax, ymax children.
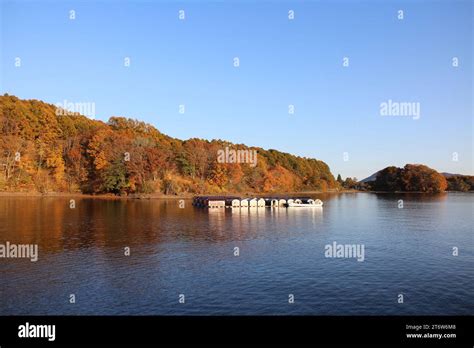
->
<box><xmin>0</xmin><ymin>193</ymin><xmax>472</xmax><ymax>315</ymax></box>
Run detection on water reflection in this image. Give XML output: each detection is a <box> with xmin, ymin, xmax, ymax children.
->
<box><xmin>0</xmin><ymin>193</ymin><xmax>451</xmax><ymax>256</ymax></box>
<box><xmin>0</xmin><ymin>196</ymin><xmax>334</xmax><ymax>255</ymax></box>
<box><xmin>373</xmin><ymin>192</ymin><xmax>448</xmax><ymax>202</ymax></box>
<box><xmin>0</xmin><ymin>198</ymin><xmax>326</xmax><ymax>254</ymax></box>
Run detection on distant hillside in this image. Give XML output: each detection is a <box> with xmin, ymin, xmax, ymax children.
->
<box><xmin>360</xmin><ymin>168</ymin><xmax>473</xmax><ymax>193</ymax></box>
<box><xmin>444</xmin><ymin>174</ymin><xmax>474</xmax><ymax>192</ymax></box>
<box><xmin>363</xmin><ymin>171</ymin><xmax>472</xmax><ymax>182</ymax></box>
<box><xmin>441</xmin><ymin>172</ymin><xmax>465</xmax><ymax>178</ymax></box>
<box><xmin>371</xmin><ymin>165</ymin><xmax>448</xmax><ymax>193</ymax></box>
<box><xmin>360</xmin><ymin>165</ymin><xmax>473</xmax><ymax>193</ymax></box>
<box><xmin>0</xmin><ymin>95</ymin><xmax>336</xmax><ymax>195</ymax></box>
<box><xmin>360</xmin><ymin>171</ymin><xmax>379</xmax><ymax>183</ymax></box>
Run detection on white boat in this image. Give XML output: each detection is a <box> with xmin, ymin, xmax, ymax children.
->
<box><xmin>287</xmin><ymin>199</ymin><xmax>323</xmax><ymax>207</ymax></box>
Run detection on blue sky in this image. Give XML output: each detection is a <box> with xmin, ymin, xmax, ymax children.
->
<box><xmin>1</xmin><ymin>0</ymin><xmax>472</xmax><ymax>179</ymax></box>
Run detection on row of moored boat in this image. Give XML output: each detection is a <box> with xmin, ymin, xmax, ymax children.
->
<box><xmin>192</xmin><ymin>196</ymin><xmax>323</xmax><ymax>208</ymax></box>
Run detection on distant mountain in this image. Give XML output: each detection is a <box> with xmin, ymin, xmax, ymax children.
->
<box><xmin>441</xmin><ymin>172</ymin><xmax>465</xmax><ymax>178</ymax></box>
<box><xmin>360</xmin><ymin>171</ymin><xmax>379</xmax><ymax>183</ymax></box>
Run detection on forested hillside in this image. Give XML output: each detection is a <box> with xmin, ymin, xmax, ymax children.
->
<box><xmin>370</xmin><ymin>164</ymin><xmax>448</xmax><ymax>193</ymax></box>
<box><xmin>0</xmin><ymin>95</ymin><xmax>336</xmax><ymax>195</ymax></box>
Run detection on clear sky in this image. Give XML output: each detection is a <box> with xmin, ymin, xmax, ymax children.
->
<box><xmin>1</xmin><ymin>0</ymin><xmax>472</xmax><ymax>179</ymax></box>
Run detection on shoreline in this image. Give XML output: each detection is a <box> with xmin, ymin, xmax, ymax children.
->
<box><xmin>0</xmin><ymin>190</ymin><xmax>354</xmax><ymax>199</ymax></box>
<box><xmin>0</xmin><ymin>192</ymin><xmax>185</xmax><ymax>199</ymax></box>
<box><xmin>0</xmin><ymin>190</ymin><xmax>468</xmax><ymax>199</ymax></box>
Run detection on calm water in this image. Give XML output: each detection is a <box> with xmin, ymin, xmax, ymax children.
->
<box><xmin>0</xmin><ymin>193</ymin><xmax>472</xmax><ymax>315</ymax></box>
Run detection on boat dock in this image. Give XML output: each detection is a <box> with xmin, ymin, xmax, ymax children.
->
<box><xmin>192</xmin><ymin>196</ymin><xmax>322</xmax><ymax>208</ymax></box>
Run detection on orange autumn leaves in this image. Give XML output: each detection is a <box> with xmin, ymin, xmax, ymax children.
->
<box><xmin>0</xmin><ymin>95</ymin><xmax>336</xmax><ymax>195</ymax></box>
<box><xmin>373</xmin><ymin>164</ymin><xmax>448</xmax><ymax>193</ymax></box>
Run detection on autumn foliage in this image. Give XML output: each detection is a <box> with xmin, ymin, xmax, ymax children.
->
<box><xmin>0</xmin><ymin>95</ymin><xmax>337</xmax><ymax>195</ymax></box>
<box><xmin>372</xmin><ymin>164</ymin><xmax>448</xmax><ymax>193</ymax></box>
<box><xmin>446</xmin><ymin>175</ymin><xmax>474</xmax><ymax>192</ymax></box>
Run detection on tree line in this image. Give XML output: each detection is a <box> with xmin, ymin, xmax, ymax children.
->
<box><xmin>371</xmin><ymin>164</ymin><xmax>448</xmax><ymax>193</ymax></box>
<box><xmin>0</xmin><ymin>95</ymin><xmax>337</xmax><ymax>195</ymax></box>
<box><xmin>337</xmin><ymin>165</ymin><xmax>473</xmax><ymax>193</ymax></box>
